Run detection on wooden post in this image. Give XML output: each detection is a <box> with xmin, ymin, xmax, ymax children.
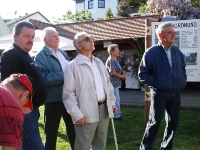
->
<box><xmin>144</xmin><ymin>19</ymin><xmax>152</xmax><ymax>126</ymax></box>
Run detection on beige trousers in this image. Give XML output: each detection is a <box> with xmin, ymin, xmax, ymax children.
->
<box><xmin>74</xmin><ymin>103</ymin><xmax>109</xmax><ymax>150</ymax></box>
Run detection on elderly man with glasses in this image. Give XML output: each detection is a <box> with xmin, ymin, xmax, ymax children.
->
<box><xmin>63</xmin><ymin>31</ymin><xmax>116</xmax><ymax>150</ymax></box>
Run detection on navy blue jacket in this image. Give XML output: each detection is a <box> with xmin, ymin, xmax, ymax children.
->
<box><xmin>138</xmin><ymin>43</ymin><xmax>187</xmax><ymax>97</ymax></box>
<box><xmin>34</xmin><ymin>46</ymin><xmax>70</xmax><ymax>103</ymax></box>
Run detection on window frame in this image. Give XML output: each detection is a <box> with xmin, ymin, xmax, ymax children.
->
<box><xmin>98</xmin><ymin>0</ymin><xmax>105</xmax><ymax>8</ymax></box>
<box><xmin>88</xmin><ymin>0</ymin><xmax>94</xmax><ymax>9</ymax></box>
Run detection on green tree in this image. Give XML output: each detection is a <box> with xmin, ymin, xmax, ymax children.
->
<box><xmin>191</xmin><ymin>0</ymin><xmax>200</xmax><ymax>7</ymax></box>
<box><xmin>106</xmin><ymin>8</ymin><xmax>114</xmax><ymax>18</ymax></box>
<box><xmin>131</xmin><ymin>39</ymin><xmax>145</xmax><ymax>88</ymax></box>
<box><xmin>99</xmin><ymin>8</ymin><xmax>116</xmax><ymax>20</ymax></box>
<box><xmin>60</xmin><ymin>10</ymin><xmax>93</xmax><ymax>23</ymax></box>
<box><xmin>52</xmin><ymin>17</ymin><xmax>62</xmax><ymax>24</ymax></box>
<box><xmin>116</xmin><ymin>3</ymin><xmax>131</xmax><ymax>17</ymax></box>
<box><xmin>138</xmin><ymin>2</ymin><xmax>148</xmax><ymax>13</ymax></box>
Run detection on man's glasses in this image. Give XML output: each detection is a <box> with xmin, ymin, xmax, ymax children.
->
<box><xmin>78</xmin><ymin>37</ymin><xmax>95</xmax><ymax>43</ymax></box>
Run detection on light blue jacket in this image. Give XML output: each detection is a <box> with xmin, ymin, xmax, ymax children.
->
<box><xmin>34</xmin><ymin>46</ymin><xmax>70</xmax><ymax>103</ymax></box>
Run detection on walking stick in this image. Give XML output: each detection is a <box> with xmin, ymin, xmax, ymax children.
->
<box><xmin>111</xmin><ymin>118</ymin><xmax>118</xmax><ymax>150</ymax></box>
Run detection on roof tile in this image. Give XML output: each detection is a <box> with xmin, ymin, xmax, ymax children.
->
<box><xmin>30</xmin><ymin>15</ymin><xmax>161</xmax><ymax>41</ymax></box>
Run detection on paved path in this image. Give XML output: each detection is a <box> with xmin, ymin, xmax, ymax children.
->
<box><xmin>120</xmin><ymin>87</ymin><xmax>200</xmax><ymax>109</ymax></box>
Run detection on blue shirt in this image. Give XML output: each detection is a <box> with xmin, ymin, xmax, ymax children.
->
<box><xmin>161</xmin><ymin>44</ymin><xmax>172</xmax><ymax>68</ymax></box>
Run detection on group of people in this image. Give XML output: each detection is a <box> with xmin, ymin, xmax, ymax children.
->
<box><xmin>118</xmin><ymin>51</ymin><xmax>138</xmax><ymax>91</ymax></box>
<box><xmin>0</xmin><ymin>21</ymin><xmax>117</xmax><ymax>150</ymax></box>
<box><xmin>0</xmin><ymin>21</ymin><xmax>187</xmax><ymax>150</ymax></box>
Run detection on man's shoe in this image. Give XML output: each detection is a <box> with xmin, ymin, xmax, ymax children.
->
<box><xmin>114</xmin><ymin>116</ymin><xmax>124</xmax><ymax>120</ymax></box>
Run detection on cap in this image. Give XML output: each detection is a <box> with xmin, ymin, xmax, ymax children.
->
<box><xmin>11</xmin><ymin>73</ymin><xmax>36</xmax><ymax>109</ymax></box>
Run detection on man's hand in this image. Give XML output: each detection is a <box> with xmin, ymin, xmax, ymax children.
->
<box><xmin>121</xmin><ymin>73</ymin><xmax>126</xmax><ymax>80</ymax></box>
<box><xmin>112</xmin><ymin>106</ymin><xmax>117</xmax><ymax>114</ymax></box>
<box><xmin>22</xmin><ymin>107</ymin><xmax>32</xmax><ymax>114</ymax></box>
<box><xmin>2</xmin><ymin>146</ymin><xmax>18</xmax><ymax>150</ymax></box>
<box><xmin>76</xmin><ymin>117</ymin><xmax>86</xmax><ymax>126</ymax></box>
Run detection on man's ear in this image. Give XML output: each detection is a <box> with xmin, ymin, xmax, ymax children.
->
<box><xmin>76</xmin><ymin>43</ymin><xmax>81</xmax><ymax>50</ymax></box>
<box><xmin>20</xmin><ymin>90</ymin><xmax>30</xmax><ymax>103</ymax></box>
<box><xmin>43</xmin><ymin>36</ymin><xmax>47</xmax><ymax>43</ymax></box>
<box><xmin>13</xmin><ymin>34</ymin><xmax>17</xmax><ymax>40</ymax></box>
<box><xmin>158</xmin><ymin>32</ymin><xmax>163</xmax><ymax>40</ymax></box>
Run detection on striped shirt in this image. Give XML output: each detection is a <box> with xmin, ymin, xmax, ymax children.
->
<box><xmin>79</xmin><ymin>54</ymin><xmax>106</xmax><ymax>102</ymax></box>
<box><xmin>47</xmin><ymin>46</ymin><xmax>69</xmax><ymax>72</ymax></box>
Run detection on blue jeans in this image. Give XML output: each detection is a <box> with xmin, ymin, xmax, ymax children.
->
<box><xmin>22</xmin><ymin>108</ymin><xmax>44</xmax><ymax>150</ymax></box>
<box><xmin>140</xmin><ymin>93</ymin><xmax>181</xmax><ymax>150</ymax></box>
<box><xmin>114</xmin><ymin>88</ymin><xmax>121</xmax><ymax>118</ymax></box>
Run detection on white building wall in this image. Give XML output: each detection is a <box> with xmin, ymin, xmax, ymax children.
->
<box><xmin>0</xmin><ymin>16</ymin><xmax>11</xmax><ymax>36</ymax></box>
<box><xmin>76</xmin><ymin>2</ymin><xmax>85</xmax><ymax>11</ymax></box>
<box><xmin>75</xmin><ymin>0</ymin><xmax>119</xmax><ymax>20</ymax></box>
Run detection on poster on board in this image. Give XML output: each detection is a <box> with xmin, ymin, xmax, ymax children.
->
<box><xmin>125</xmin><ymin>72</ymin><xmax>139</xmax><ymax>89</ymax></box>
<box><xmin>152</xmin><ymin>19</ymin><xmax>200</xmax><ymax>82</ymax></box>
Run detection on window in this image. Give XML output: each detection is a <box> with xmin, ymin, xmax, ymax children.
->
<box><xmin>76</xmin><ymin>0</ymin><xmax>85</xmax><ymax>3</ymax></box>
<box><xmin>98</xmin><ymin>0</ymin><xmax>105</xmax><ymax>8</ymax></box>
<box><xmin>88</xmin><ymin>0</ymin><xmax>94</xmax><ymax>9</ymax></box>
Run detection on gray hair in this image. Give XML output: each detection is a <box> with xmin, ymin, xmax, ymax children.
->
<box><xmin>41</xmin><ymin>27</ymin><xmax>57</xmax><ymax>40</ymax></box>
<box><xmin>156</xmin><ymin>22</ymin><xmax>174</xmax><ymax>37</ymax></box>
<box><xmin>120</xmin><ymin>51</ymin><xmax>125</xmax><ymax>55</ymax></box>
<box><xmin>73</xmin><ymin>31</ymin><xmax>88</xmax><ymax>52</ymax></box>
<box><xmin>107</xmin><ymin>44</ymin><xmax>119</xmax><ymax>55</ymax></box>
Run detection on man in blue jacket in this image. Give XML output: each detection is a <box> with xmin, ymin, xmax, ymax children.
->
<box><xmin>139</xmin><ymin>22</ymin><xmax>187</xmax><ymax>150</ymax></box>
<box><xmin>35</xmin><ymin>27</ymin><xmax>75</xmax><ymax>150</ymax></box>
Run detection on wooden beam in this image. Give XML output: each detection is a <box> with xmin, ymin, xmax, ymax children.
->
<box><xmin>144</xmin><ymin>19</ymin><xmax>152</xmax><ymax>126</ymax></box>
<box><xmin>129</xmin><ymin>42</ymin><xmax>137</xmax><ymax>49</ymax></box>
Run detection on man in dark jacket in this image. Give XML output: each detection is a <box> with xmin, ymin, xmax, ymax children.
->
<box><xmin>34</xmin><ymin>27</ymin><xmax>75</xmax><ymax>150</ymax></box>
<box><xmin>138</xmin><ymin>22</ymin><xmax>187</xmax><ymax>150</ymax></box>
<box><xmin>0</xmin><ymin>21</ymin><xmax>47</xmax><ymax>150</ymax></box>
<box><xmin>118</xmin><ymin>51</ymin><xmax>127</xmax><ymax>91</ymax></box>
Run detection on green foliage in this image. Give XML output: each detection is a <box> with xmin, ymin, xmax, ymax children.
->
<box><xmin>99</xmin><ymin>8</ymin><xmax>116</xmax><ymax>20</ymax></box>
<box><xmin>63</xmin><ymin>10</ymin><xmax>74</xmax><ymax>22</ymax></box>
<box><xmin>116</xmin><ymin>3</ymin><xmax>131</xmax><ymax>17</ymax></box>
<box><xmin>191</xmin><ymin>0</ymin><xmax>200</xmax><ymax>7</ymax></box>
<box><xmin>106</xmin><ymin>8</ymin><xmax>114</xmax><ymax>18</ymax></box>
<box><xmin>129</xmin><ymin>1</ymin><xmax>136</xmax><ymax>7</ymax></box>
<box><xmin>64</xmin><ymin>10</ymin><xmax>93</xmax><ymax>22</ymax></box>
<box><xmin>52</xmin><ymin>10</ymin><xmax>93</xmax><ymax>24</ymax></box>
<box><xmin>38</xmin><ymin>106</ymin><xmax>200</xmax><ymax>149</ymax></box>
<box><xmin>51</xmin><ymin>17</ymin><xmax>63</xmax><ymax>24</ymax></box>
<box><xmin>131</xmin><ymin>39</ymin><xmax>145</xmax><ymax>88</ymax></box>
<box><xmin>138</xmin><ymin>2</ymin><xmax>148</xmax><ymax>13</ymax></box>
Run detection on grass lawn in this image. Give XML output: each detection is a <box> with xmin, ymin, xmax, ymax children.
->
<box><xmin>38</xmin><ymin>106</ymin><xmax>200</xmax><ymax>150</ymax></box>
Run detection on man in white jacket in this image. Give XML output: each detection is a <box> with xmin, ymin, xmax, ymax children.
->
<box><xmin>63</xmin><ymin>31</ymin><xmax>116</xmax><ymax>150</ymax></box>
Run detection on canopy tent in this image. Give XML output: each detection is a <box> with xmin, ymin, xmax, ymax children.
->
<box><xmin>0</xmin><ymin>30</ymin><xmax>76</xmax><ymax>56</ymax></box>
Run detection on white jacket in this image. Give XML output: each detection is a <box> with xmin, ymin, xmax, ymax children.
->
<box><xmin>63</xmin><ymin>54</ymin><xmax>116</xmax><ymax>123</ymax></box>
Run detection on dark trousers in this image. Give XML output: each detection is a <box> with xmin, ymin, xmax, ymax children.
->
<box><xmin>140</xmin><ymin>93</ymin><xmax>181</xmax><ymax>150</ymax></box>
<box><xmin>120</xmin><ymin>79</ymin><xmax>126</xmax><ymax>91</ymax></box>
<box><xmin>44</xmin><ymin>102</ymin><xmax>75</xmax><ymax>150</ymax></box>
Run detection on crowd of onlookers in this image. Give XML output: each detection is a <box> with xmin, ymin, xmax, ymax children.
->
<box><xmin>0</xmin><ymin>21</ymin><xmax>187</xmax><ymax>150</ymax></box>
